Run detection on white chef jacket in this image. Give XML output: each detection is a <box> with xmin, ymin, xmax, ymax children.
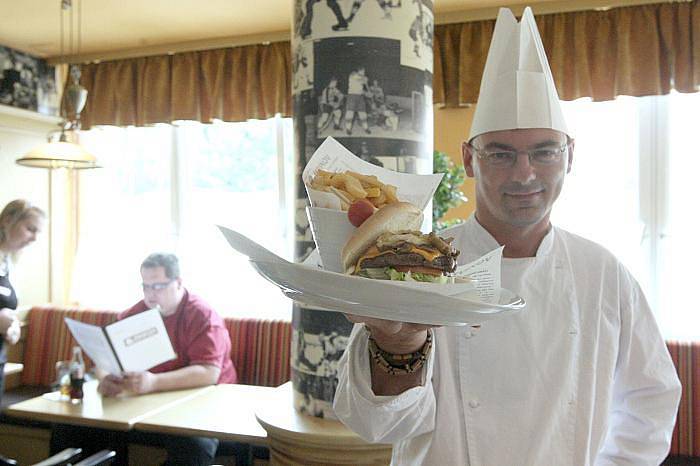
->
<box><xmin>334</xmin><ymin>215</ymin><xmax>681</xmax><ymax>466</ymax></box>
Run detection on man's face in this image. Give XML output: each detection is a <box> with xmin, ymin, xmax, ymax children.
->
<box><xmin>141</xmin><ymin>266</ymin><xmax>183</xmax><ymax>316</ymax></box>
<box><xmin>462</xmin><ymin>128</ymin><xmax>573</xmax><ymax>229</ymax></box>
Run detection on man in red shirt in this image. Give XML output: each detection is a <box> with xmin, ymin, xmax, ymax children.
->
<box><xmin>51</xmin><ymin>253</ymin><xmax>237</xmax><ymax>466</ymax></box>
<box><xmin>99</xmin><ymin>253</ymin><xmax>237</xmax><ymax>396</ymax></box>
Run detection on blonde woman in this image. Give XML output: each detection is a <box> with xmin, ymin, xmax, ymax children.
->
<box><xmin>0</xmin><ymin>199</ymin><xmax>45</xmax><ymax>400</ymax></box>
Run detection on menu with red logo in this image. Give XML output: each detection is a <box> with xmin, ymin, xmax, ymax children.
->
<box><xmin>64</xmin><ymin>308</ymin><xmax>175</xmax><ymax>375</ymax></box>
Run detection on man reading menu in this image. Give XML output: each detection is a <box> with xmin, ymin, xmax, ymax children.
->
<box><xmin>51</xmin><ymin>252</ymin><xmax>237</xmax><ymax>466</ymax></box>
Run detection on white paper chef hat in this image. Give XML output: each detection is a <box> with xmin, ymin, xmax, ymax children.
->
<box><xmin>468</xmin><ymin>7</ymin><xmax>570</xmax><ymax>142</ymax></box>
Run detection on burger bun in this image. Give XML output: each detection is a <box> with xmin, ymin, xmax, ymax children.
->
<box><xmin>341</xmin><ymin>202</ymin><xmax>423</xmax><ymax>274</ymax></box>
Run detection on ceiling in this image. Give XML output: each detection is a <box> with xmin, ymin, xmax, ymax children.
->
<box><xmin>1</xmin><ymin>0</ymin><xmax>570</xmax><ymax>60</ymax></box>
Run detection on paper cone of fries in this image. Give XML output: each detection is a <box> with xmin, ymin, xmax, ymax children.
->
<box><xmin>306</xmin><ymin>206</ymin><xmax>356</xmax><ymax>273</ymax></box>
<box><xmin>303</xmin><ymin>137</ymin><xmax>444</xmax><ymax>272</ymax></box>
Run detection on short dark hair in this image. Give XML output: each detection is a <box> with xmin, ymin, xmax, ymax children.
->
<box><xmin>141</xmin><ymin>253</ymin><xmax>180</xmax><ymax>279</ymax></box>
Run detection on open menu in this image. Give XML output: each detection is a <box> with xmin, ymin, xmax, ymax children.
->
<box><xmin>64</xmin><ymin>308</ymin><xmax>176</xmax><ymax>375</ymax></box>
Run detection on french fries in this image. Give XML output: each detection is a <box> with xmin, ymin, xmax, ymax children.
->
<box><xmin>309</xmin><ymin>169</ymin><xmax>400</xmax><ymax>210</ymax></box>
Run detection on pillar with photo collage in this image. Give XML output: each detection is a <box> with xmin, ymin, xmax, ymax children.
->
<box><xmin>291</xmin><ymin>0</ymin><xmax>435</xmax><ymax>418</ymax></box>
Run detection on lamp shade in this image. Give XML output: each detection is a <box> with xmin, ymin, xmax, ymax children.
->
<box><xmin>16</xmin><ymin>141</ymin><xmax>99</xmax><ymax>169</ymax></box>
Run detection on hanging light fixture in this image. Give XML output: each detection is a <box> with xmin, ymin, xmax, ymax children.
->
<box><xmin>15</xmin><ymin>0</ymin><xmax>98</xmax><ymax>303</ymax></box>
<box><xmin>16</xmin><ymin>0</ymin><xmax>98</xmax><ymax>169</ymax></box>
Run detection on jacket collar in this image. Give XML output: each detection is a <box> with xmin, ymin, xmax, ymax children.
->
<box><xmin>463</xmin><ymin>214</ymin><xmax>555</xmax><ymax>258</ymax></box>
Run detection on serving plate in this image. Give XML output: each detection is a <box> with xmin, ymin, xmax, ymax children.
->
<box><xmin>218</xmin><ymin>224</ymin><xmax>526</xmax><ymax>325</ymax></box>
<box><xmin>251</xmin><ymin>259</ymin><xmax>525</xmax><ymax>326</ymax></box>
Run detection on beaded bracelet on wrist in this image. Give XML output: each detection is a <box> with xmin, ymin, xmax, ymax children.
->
<box><xmin>367</xmin><ymin>329</ymin><xmax>433</xmax><ymax>375</ymax></box>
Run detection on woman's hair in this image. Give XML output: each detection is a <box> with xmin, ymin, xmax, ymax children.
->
<box><xmin>0</xmin><ymin>199</ymin><xmax>46</xmax><ymax>248</ymax></box>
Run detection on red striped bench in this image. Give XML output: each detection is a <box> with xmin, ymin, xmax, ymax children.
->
<box><xmin>666</xmin><ymin>340</ymin><xmax>699</xmax><ymax>462</ymax></box>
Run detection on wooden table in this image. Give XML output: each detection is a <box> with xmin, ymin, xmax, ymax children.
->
<box><xmin>256</xmin><ymin>383</ymin><xmax>391</xmax><ymax>466</ymax></box>
<box><xmin>5</xmin><ymin>380</ymin><xmax>212</xmax><ymax>431</ymax></box>
<box><xmin>134</xmin><ymin>383</ymin><xmax>275</xmax><ymax>445</ymax></box>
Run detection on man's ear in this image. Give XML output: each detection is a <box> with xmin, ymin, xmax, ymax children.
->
<box><xmin>462</xmin><ymin>141</ymin><xmax>475</xmax><ymax>178</ymax></box>
<box><xmin>566</xmin><ymin>139</ymin><xmax>575</xmax><ymax>174</ymax></box>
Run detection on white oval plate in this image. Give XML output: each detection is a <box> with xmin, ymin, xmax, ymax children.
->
<box><xmin>251</xmin><ymin>260</ymin><xmax>525</xmax><ymax>326</ymax></box>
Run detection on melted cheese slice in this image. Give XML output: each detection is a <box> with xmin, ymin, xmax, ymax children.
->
<box><xmin>355</xmin><ymin>245</ymin><xmax>442</xmax><ymax>274</ymax></box>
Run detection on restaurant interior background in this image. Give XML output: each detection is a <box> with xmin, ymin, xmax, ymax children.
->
<box><xmin>1</xmin><ymin>1</ymin><xmax>698</xmax><ymax>464</ymax></box>
<box><xmin>0</xmin><ymin>0</ymin><xmax>697</xmax><ymax>340</ymax></box>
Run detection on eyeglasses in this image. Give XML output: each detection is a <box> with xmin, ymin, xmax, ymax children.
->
<box><xmin>472</xmin><ymin>143</ymin><xmax>569</xmax><ymax>168</ymax></box>
<box><xmin>142</xmin><ymin>280</ymin><xmax>174</xmax><ymax>292</ymax></box>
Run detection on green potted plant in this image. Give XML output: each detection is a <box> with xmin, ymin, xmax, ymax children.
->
<box><xmin>433</xmin><ymin>150</ymin><xmax>467</xmax><ymax>231</ymax></box>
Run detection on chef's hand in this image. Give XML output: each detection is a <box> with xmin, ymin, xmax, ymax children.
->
<box><xmin>345</xmin><ymin>314</ymin><xmax>435</xmax><ymax>354</ymax></box>
<box><xmin>122</xmin><ymin>371</ymin><xmax>157</xmax><ymax>395</ymax></box>
<box><xmin>345</xmin><ymin>315</ymin><xmax>480</xmax><ymax>353</ymax></box>
<box><xmin>98</xmin><ymin>373</ymin><xmax>125</xmax><ymax>397</ymax></box>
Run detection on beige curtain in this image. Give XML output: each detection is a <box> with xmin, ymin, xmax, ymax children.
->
<box><xmin>434</xmin><ymin>0</ymin><xmax>700</xmax><ymax>106</ymax></box>
<box><xmin>77</xmin><ymin>1</ymin><xmax>699</xmax><ymax>127</ymax></box>
<box><xmin>79</xmin><ymin>41</ymin><xmax>291</xmax><ymax>129</ymax></box>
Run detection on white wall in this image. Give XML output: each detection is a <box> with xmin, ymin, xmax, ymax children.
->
<box><xmin>0</xmin><ymin>104</ymin><xmax>60</xmax><ymax>307</ymax></box>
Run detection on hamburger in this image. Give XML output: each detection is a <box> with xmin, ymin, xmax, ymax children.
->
<box><xmin>341</xmin><ymin>202</ymin><xmax>460</xmax><ymax>283</ymax></box>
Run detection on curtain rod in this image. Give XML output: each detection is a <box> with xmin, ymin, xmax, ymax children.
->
<box><xmin>48</xmin><ymin>0</ymin><xmax>687</xmax><ymax>65</ymax></box>
<box><xmin>47</xmin><ymin>30</ymin><xmax>291</xmax><ymax>65</ymax></box>
<box><xmin>436</xmin><ymin>0</ymin><xmax>691</xmax><ymax>25</ymax></box>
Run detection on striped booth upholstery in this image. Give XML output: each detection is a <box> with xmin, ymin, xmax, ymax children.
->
<box><xmin>20</xmin><ymin>306</ymin><xmax>292</xmax><ymax>388</ymax></box>
<box><xmin>21</xmin><ymin>306</ymin><xmax>118</xmax><ymax>386</ymax></box>
<box><xmin>226</xmin><ymin>318</ymin><xmax>291</xmax><ymax>387</ymax></box>
<box><xmin>667</xmin><ymin>340</ymin><xmax>700</xmax><ymax>459</ymax></box>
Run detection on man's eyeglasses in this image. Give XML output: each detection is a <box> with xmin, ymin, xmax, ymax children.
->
<box><xmin>472</xmin><ymin>143</ymin><xmax>569</xmax><ymax>168</ymax></box>
<box><xmin>142</xmin><ymin>280</ymin><xmax>174</xmax><ymax>292</ymax></box>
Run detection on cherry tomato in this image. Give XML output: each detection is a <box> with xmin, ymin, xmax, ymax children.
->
<box><xmin>347</xmin><ymin>199</ymin><xmax>375</xmax><ymax>227</ymax></box>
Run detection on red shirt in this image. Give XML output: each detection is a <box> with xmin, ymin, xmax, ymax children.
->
<box><xmin>119</xmin><ymin>290</ymin><xmax>237</xmax><ymax>384</ymax></box>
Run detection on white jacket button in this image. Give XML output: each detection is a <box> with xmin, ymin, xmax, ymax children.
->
<box><xmin>469</xmin><ymin>400</ymin><xmax>479</xmax><ymax>408</ymax></box>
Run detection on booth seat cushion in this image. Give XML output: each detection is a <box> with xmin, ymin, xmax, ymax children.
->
<box><xmin>20</xmin><ymin>306</ymin><xmax>292</xmax><ymax>389</ymax></box>
<box><xmin>666</xmin><ymin>340</ymin><xmax>700</xmax><ymax>458</ymax></box>
<box><xmin>225</xmin><ymin>318</ymin><xmax>291</xmax><ymax>387</ymax></box>
<box><xmin>21</xmin><ymin>306</ymin><xmax>118</xmax><ymax>386</ymax></box>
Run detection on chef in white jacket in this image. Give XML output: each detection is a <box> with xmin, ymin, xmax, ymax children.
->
<box><xmin>333</xmin><ymin>7</ymin><xmax>681</xmax><ymax>466</ymax></box>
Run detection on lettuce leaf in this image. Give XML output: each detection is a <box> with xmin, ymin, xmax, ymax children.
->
<box><xmin>359</xmin><ymin>267</ymin><xmax>450</xmax><ymax>283</ymax></box>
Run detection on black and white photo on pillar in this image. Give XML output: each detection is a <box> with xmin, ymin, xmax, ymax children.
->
<box><xmin>292</xmin><ymin>91</ymin><xmax>324</xmax><ymax>263</ymax></box>
<box><xmin>404</xmin><ymin>0</ymin><xmax>434</xmax><ymax>66</ymax></box>
<box><xmin>0</xmin><ymin>45</ymin><xmax>59</xmax><ymax>115</ymax></box>
<box><xmin>293</xmin><ymin>0</ymin><xmax>434</xmax><ymax>67</ymax></box>
<box><xmin>291</xmin><ymin>0</ymin><xmax>435</xmax><ymax>163</ymax></box>
<box><xmin>293</xmin><ymin>41</ymin><xmax>315</xmax><ymax>92</ymax></box>
<box><xmin>295</xmin><ymin>0</ymin><xmax>405</xmax><ymax>40</ymax></box>
<box><xmin>291</xmin><ymin>308</ymin><xmax>353</xmax><ymax>418</ymax></box>
<box><xmin>313</xmin><ymin>37</ymin><xmax>429</xmax><ymax>144</ymax></box>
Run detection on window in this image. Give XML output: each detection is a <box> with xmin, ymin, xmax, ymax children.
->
<box><xmin>73</xmin><ymin>118</ymin><xmax>294</xmax><ymax>320</ymax></box>
<box><xmin>658</xmin><ymin>92</ymin><xmax>700</xmax><ymax>341</ymax></box>
<box><xmin>554</xmin><ymin>92</ymin><xmax>699</xmax><ymax>341</ymax></box>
